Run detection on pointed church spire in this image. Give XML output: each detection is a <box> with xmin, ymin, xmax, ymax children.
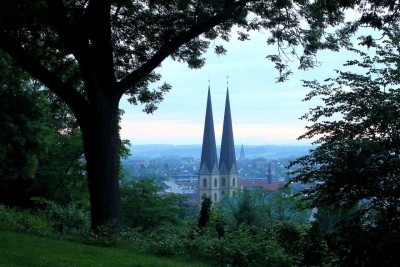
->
<box><xmin>219</xmin><ymin>87</ymin><xmax>237</xmax><ymax>174</ymax></box>
<box><xmin>199</xmin><ymin>86</ymin><xmax>219</xmax><ymax>175</ymax></box>
<box><xmin>240</xmin><ymin>144</ymin><xmax>245</xmax><ymax>160</ymax></box>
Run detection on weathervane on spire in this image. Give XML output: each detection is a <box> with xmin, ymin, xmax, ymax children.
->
<box><xmin>226</xmin><ymin>75</ymin><xmax>229</xmax><ymax>88</ymax></box>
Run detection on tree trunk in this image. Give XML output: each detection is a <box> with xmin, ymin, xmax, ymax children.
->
<box><xmin>79</xmin><ymin>94</ymin><xmax>122</xmax><ymax>231</ymax></box>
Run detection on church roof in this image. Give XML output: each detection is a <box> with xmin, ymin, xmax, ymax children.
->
<box><xmin>219</xmin><ymin>88</ymin><xmax>238</xmax><ymax>175</ymax></box>
<box><xmin>199</xmin><ymin>87</ymin><xmax>219</xmax><ymax>175</ymax></box>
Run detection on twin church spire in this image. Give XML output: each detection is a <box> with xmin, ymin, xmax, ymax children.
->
<box><xmin>199</xmin><ymin>87</ymin><xmax>219</xmax><ymax>175</ymax></box>
<box><xmin>219</xmin><ymin>88</ymin><xmax>237</xmax><ymax>175</ymax></box>
<box><xmin>199</xmin><ymin>85</ymin><xmax>239</xmax><ymax>202</ymax></box>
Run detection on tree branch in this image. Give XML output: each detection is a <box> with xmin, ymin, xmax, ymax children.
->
<box><xmin>0</xmin><ymin>32</ymin><xmax>89</xmax><ymax>117</ymax></box>
<box><xmin>85</xmin><ymin>0</ymin><xmax>115</xmax><ymax>86</ymax></box>
<box><xmin>116</xmin><ymin>3</ymin><xmax>245</xmax><ymax>94</ymax></box>
<box><xmin>47</xmin><ymin>0</ymin><xmax>82</xmax><ymax>61</ymax></box>
<box><xmin>45</xmin><ymin>0</ymin><xmax>101</xmax><ymax>97</ymax></box>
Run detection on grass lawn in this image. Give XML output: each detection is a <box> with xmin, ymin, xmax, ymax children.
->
<box><xmin>0</xmin><ymin>230</ymin><xmax>208</xmax><ymax>267</ymax></box>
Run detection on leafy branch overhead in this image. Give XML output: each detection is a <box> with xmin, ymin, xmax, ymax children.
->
<box><xmin>2</xmin><ymin>1</ymin><xmax>395</xmax><ymax>114</ymax></box>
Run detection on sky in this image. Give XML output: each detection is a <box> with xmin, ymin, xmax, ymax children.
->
<box><xmin>119</xmin><ymin>24</ymin><xmax>365</xmax><ymax>146</ymax></box>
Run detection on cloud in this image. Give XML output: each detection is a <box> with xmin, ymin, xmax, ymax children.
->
<box><xmin>119</xmin><ymin>26</ymin><xmax>364</xmax><ymax>146</ymax></box>
<box><xmin>120</xmin><ymin>119</ymin><xmax>311</xmax><ymax>145</ymax></box>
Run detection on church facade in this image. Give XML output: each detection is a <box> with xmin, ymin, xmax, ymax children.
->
<box><xmin>198</xmin><ymin>87</ymin><xmax>239</xmax><ymax>202</ymax></box>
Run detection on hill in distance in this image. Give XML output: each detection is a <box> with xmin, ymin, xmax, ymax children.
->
<box><xmin>128</xmin><ymin>144</ymin><xmax>314</xmax><ymax>160</ymax></box>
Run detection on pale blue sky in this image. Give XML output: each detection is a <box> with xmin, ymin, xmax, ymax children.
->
<box><xmin>119</xmin><ymin>25</ymin><xmax>368</xmax><ymax>146</ymax></box>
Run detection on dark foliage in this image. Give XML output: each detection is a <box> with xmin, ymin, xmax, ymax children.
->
<box><xmin>197</xmin><ymin>195</ymin><xmax>212</xmax><ymax>232</ymax></box>
<box><xmin>121</xmin><ymin>178</ymin><xmax>187</xmax><ymax>230</ymax></box>
<box><xmin>290</xmin><ymin>25</ymin><xmax>400</xmax><ymax>266</ymax></box>
<box><xmin>0</xmin><ymin>53</ymin><xmax>86</xmax><ymax>208</ymax></box>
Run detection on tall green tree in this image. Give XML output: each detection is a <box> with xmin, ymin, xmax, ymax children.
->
<box><xmin>1</xmin><ymin>0</ymin><xmax>397</xmax><ymax>230</ymax></box>
<box><xmin>121</xmin><ymin>178</ymin><xmax>186</xmax><ymax>230</ymax></box>
<box><xmin>0</xmin><ymin>52</ymin><xmax>87</xmax><ymax>207</ymax></box>
<box><xmin>290</xmin><ymin>25</ymin><xmax>400</xmax><ymax>265</ymax></box>
<box><xmin>0</xmin><ymin>54</ymin><xmax>52</xmax><ymax>207</ymax></box>
<box><xmin>219</xmin><ymin>187</ymin><xmax>308</xmax><ymax>227</ymax></box>
<box><xmin>197</xmin><ymin>195</ymin><xmax>212</xmax><ymax>232</ymax></box>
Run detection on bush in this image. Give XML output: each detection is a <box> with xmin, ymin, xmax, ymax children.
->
<box><xmin>35</xmin><ymin>199</ymin><xmax>90</xmax><ymax>235</ymax></box>
<box><xmin>144</xmin><ymin>226</ymin><xmax>189</xmax><ymax>256</ymax></box>
<box><xmin>189</xmin><ymin>225</ymin><xmax>293</xmax><ymax>267</ymax></box>
<box><xmin>120</xmin><ymin>216</ymin><xmax>301</xmax><ymax>266</ymax></box>
<box><xmin>121</xmin><ymin>226</ymin><xmax>189</xmax><ymax>255</ymax></box>
<box><xmin>0</xmin><ymin>204</ymin><xmax>52</xmax><ymax>235</ymax></box>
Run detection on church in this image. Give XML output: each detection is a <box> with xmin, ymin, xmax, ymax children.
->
<box><xmin>198</xmin><ymin>86</ymin><xmax>239</xmax><ymax>202</ymax></box>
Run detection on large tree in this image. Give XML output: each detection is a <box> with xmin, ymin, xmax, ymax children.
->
<box><xmin>1</xmin><ymin>0</ymin><xmax>397</xmax><ymax>230</ymax></box>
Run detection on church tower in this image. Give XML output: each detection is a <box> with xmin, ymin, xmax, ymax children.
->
<box><xmin>198</xmin><ymin>87</ymin><xmax>220</xmax><ymax>201</ymax></box>
<box><xmin>219</xmin><ymin>88</ymin><xmax>239</xmax><ymax>197</ymax></box>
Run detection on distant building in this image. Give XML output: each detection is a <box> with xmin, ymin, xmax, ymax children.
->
<box><xmin>239</xmin><ymin>180</ymin><xmax>284</xmax><ymax>191</ymax></box>
<box><xmin>198</xmin><ymin>86</ymin><xmax>239</xmax><ymax>202</ymax></box>
<box><xmin>239</xmin><ymin>144</ymin><xmax>245</xmax><ymax>160</ymax></box>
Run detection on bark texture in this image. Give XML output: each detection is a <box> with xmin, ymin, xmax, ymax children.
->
<box><xmin>79</xmin><ymin>93</ymin><xmax>122</xmax><ymax>230</ymax></box>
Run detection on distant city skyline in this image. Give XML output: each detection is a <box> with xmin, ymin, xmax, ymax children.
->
<box><xmin>119</xmin><ymin>25</ymin><xmax>367</xmax><ymax>146</ymax></box>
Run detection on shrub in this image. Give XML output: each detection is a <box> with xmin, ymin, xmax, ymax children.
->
<box><xmin>0</xmin><ymin>204</ymin><xmax>52</xmax><ymax>235</ymax></box>
<box><xmin>35</xmin><ymin>199</ymin><xmax>90</xmax><ymax>235</ymax></box>
<box><xmin>121</xmin><ymin>226</ymin><xmax>189</xmax><ymax>255</ymax></box>
<box><xmin>189</xmin><ymin>224</ymin><xmax>293</xmax><ymax>267</ymax></box>
<box><xmin>143</xmin><ymin>226</ymin><xmax>189</xmax><ymax>256</ymax></box>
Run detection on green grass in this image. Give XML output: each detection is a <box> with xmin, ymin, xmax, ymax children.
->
<box><xmin>0</xmin><ymin>230</ymin><xmax>208</xmax><ymax>267</ymax></box>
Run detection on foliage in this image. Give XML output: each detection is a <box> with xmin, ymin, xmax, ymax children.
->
<box><xmin>219</xmin><ymin>187</ymin><xmax>309</xmax><ymax>228</ymax></box>
<box><xmin>33</xmin><ymin>130</ymin><xmax>88</xmax><ymax>205</ymax></box>
<box><xmin>188</xmin><ymin>224</ymin><xmax>297</xmax><ymax>267</ymax></box>
<box><xmin>34</xmin><ymin>198</ymin><xmax>91</xmax><ymax>235</ymax></box>
<box><xmin>0</xmin><ymin>53</ymin><xmax>53</xmax><ymax>207</ymax></box>
<box><xmin>231</xmin><ymin>189</ymin><xmax>258</xmax><ymax>226</ymax></box>
<box><xmin>197</xmin><ymin>195</ymin><xmax>212</xmax><ymax>232</ymax></box>
<box><xmin>0</xmin><ymin>52</ymin><xmax>88</xmax><ymax>209</ymax></box>
<box><xmin>138</xmin><ymin>226</ymin><xmax>189</xmax><ymax>256</ymax></box>
<box><xmin>0</xmin><ymin>199</ymin><xmax>329</xmax><ymax>267</ymax></box>
<box><xmin>290</xmin><ymin>25</ymin><xmax>400</xmax><ymax>265</ymax></box>
<box><xmin>0</xmin><ymin>230</ymin><xmax>209</xmax><ymax>267</ymax></box>
<box><xmin>0</xmin><ymin>205</ymin><xmax>53</xmax><ymax>236</ymax></box>
<box><xmin>187</xmin><ymin>223</ymin><xmax>285</xmax><ymax>267</ymax></box>
<box><xmin>121</xmin><ymin>178</ymin><xmax>187</xmax><ymax>230</ymax></box>
<box><xmin>0</xmin><ymin>0</ymin><xmax>366</xmax><ymax>91</ymax></box>
<box><xmin>0</xmin><ymin>201</ymin><xmax>91</xmax><ymax>237</ymax></box>
<box><xmin>300</xmin><ymin>221</ymin><xmax>333</xmax><ymax>266</ymax></box>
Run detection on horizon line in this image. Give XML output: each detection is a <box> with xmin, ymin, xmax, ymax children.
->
<box><xmin>128</xmin><ymin>143</ymin><xmax>315</xmax><ymax>147</ymax></box>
